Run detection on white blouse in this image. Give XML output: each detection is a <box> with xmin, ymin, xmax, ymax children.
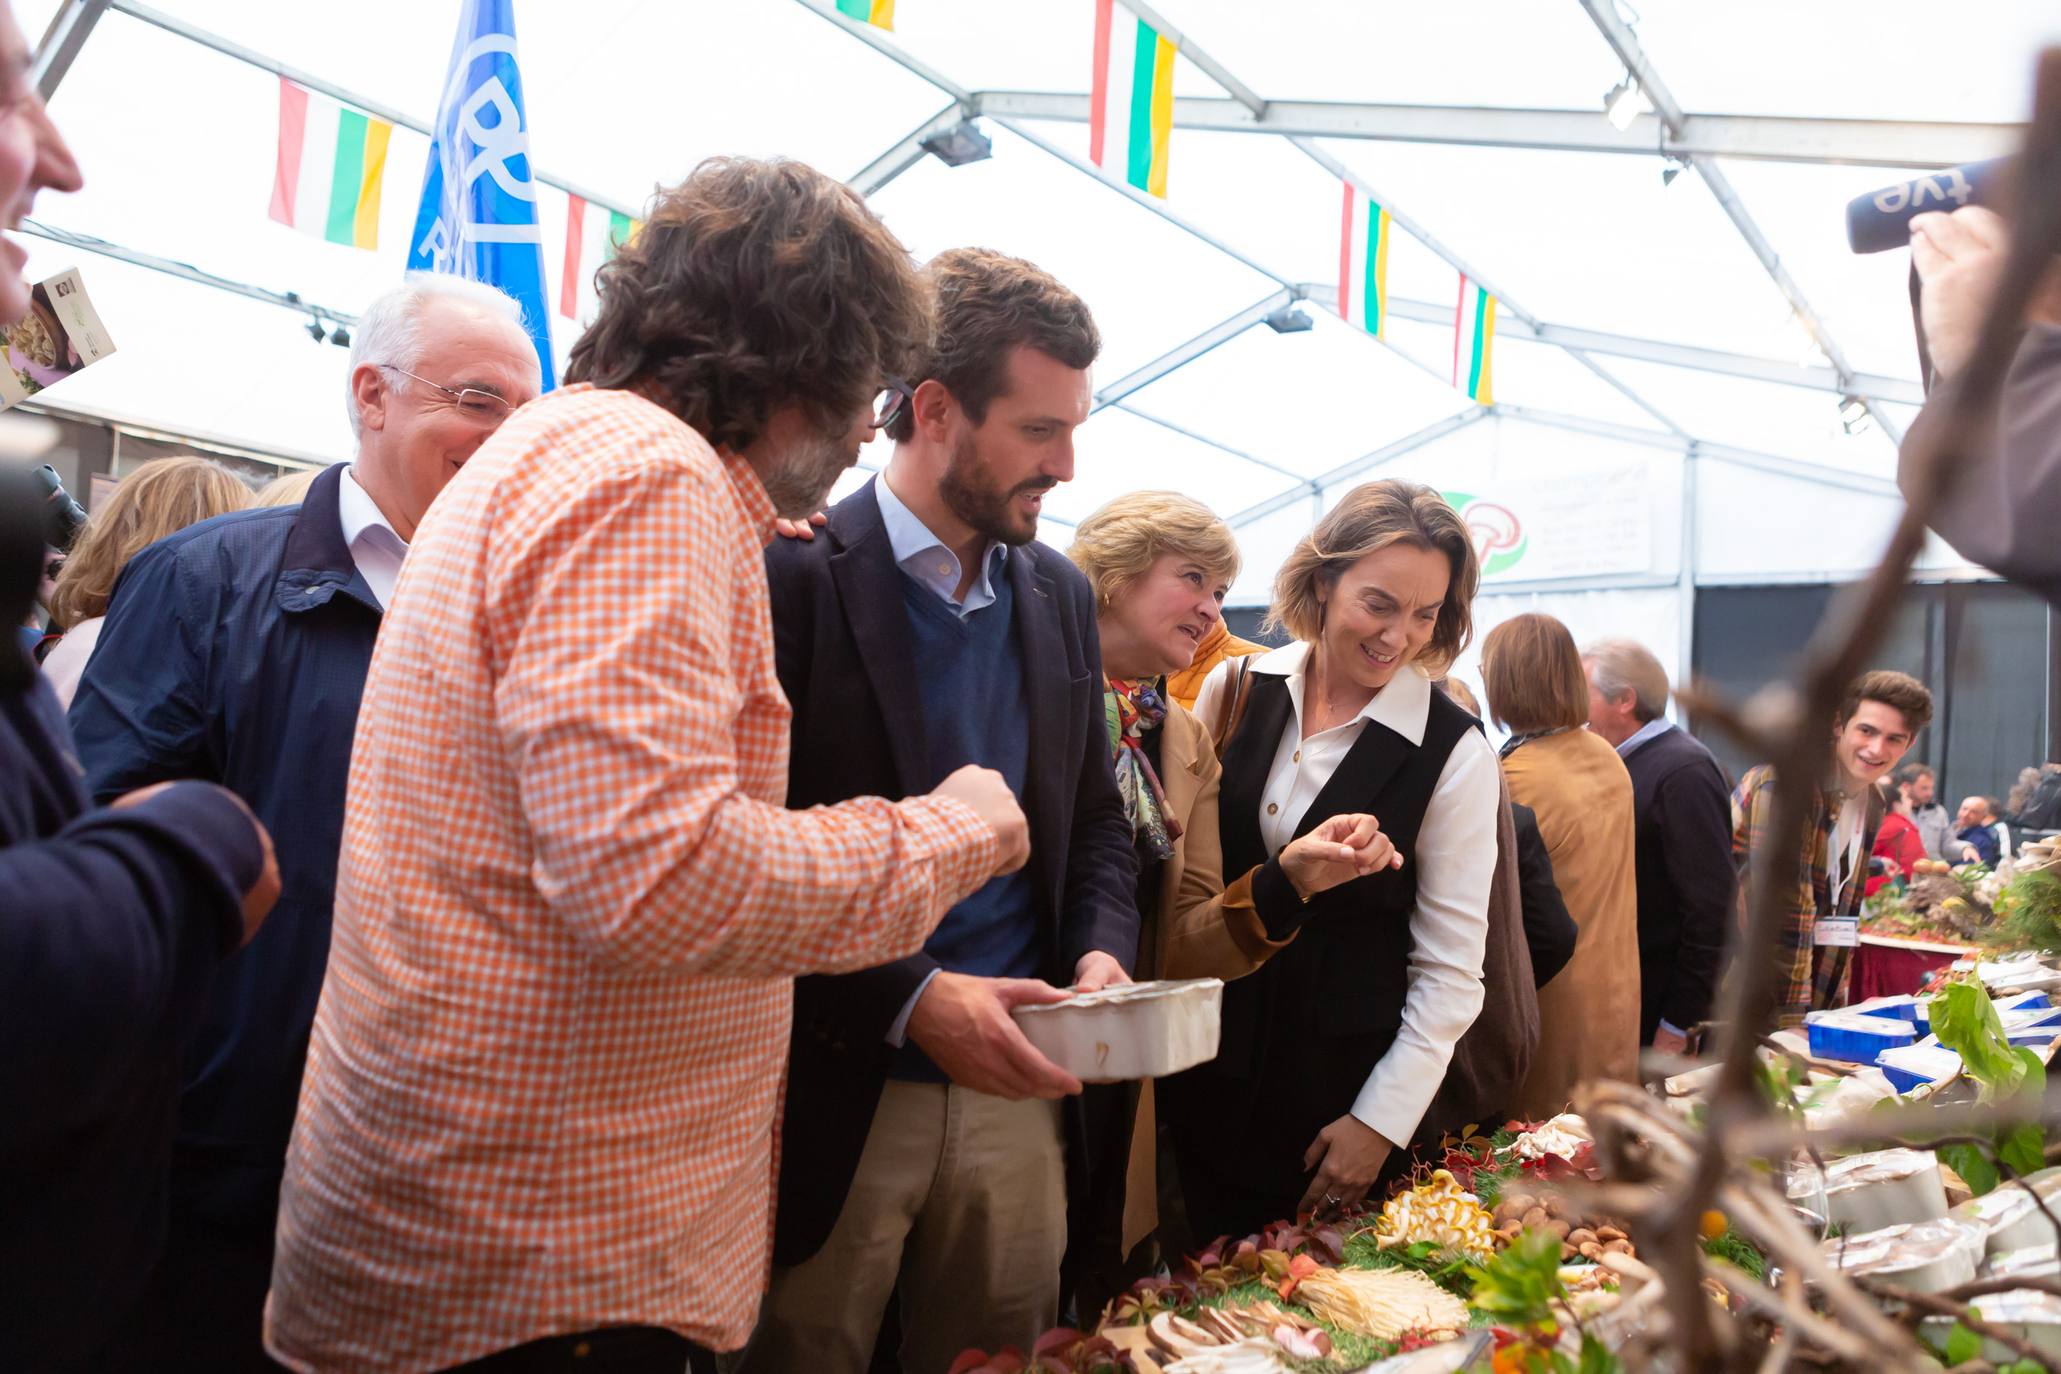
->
<box><xmin>1195</xmin><ymin>643</ymin><xmax>1499</xmax><ymax>1150</ymax></box>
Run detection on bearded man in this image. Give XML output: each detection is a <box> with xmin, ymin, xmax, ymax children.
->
<box><xmin>742</xmin><ymin>247</ymin><xmax>1140</xmax><ymax>1374</ymax></box>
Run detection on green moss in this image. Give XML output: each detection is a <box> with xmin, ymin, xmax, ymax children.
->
<box><xmin>1701</xmin><ymin>1229</ymin><xmax>1767</xmax><ymax>1280</ymax></box>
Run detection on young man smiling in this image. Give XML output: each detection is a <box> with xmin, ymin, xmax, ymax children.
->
<box><xmin>746</xmin><ymin>247</ymin><xmax>1139</xmax><ymax>1374</ymax></box>
<box><xmin>1730</xmin><ymin>669</ymin><xmax>1933</xmax><ymax>1026</ymax></box>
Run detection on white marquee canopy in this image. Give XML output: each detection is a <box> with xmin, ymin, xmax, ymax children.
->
<box><xmin>15</xmin><ymin>0</ymin><xmax>2061</xmax><ymax>692</ymax></box>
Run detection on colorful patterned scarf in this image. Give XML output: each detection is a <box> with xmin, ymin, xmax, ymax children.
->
<box><xmin>1105</xmin><ymin>675</ymin><xmax>1182</xmax><ymax>860</ymax></box>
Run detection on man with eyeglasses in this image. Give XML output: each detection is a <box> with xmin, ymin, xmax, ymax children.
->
<box><xmin>68</xmin><ymin>271</ymin><xmax>540</xmax><ymax>1372</ymax></box>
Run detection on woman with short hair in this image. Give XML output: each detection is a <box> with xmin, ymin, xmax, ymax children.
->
<box><xmin>41</xmin><ymin>455</ymin><xmax>249</xmax><ymax>707</ymax></box>
<box><xmin>1160</xmin><ymin>479</ymin><xmax>1503</xmax><ymax>1237</ymax></box>
<box><xmin>1064</xmin><ymin>491</ymin><xmax>1395</xmax><ymax>1277</ymax></box>
<box><xmin>1480</xmin><ymin>612</ymin><xmax>1640</xmax><ymax>1115</ymax></box>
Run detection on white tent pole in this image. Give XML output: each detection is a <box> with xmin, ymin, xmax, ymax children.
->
<box><xmin>971</xmin><ymin>92</ymin><xmax>2018</xmax><ymax>169</ymax></box>
<box><xmin>849</xmin><ymin>103</ymin><xmax>973</xmax><ymax>196</ymax></box>
<box><xmin>1120</xmin><ymin>0</ymin><xmax>1268</xmax><ymax>116</ymax></box>
<box><xmin>1300</xmin><ymin>284</ymin><xmax>1923</xmax><ymax>404</ymax></box>
<box><xmin>98</xmin><ymin>0</ymin><xmax>646</xmax><ymax>222</ymax></box>
<box><xmin>1495</xmin><ymin>404</ymin><xmax>1900</xmax><ymax>499</ymax></box>
<box><xmin>31</xmin><ymin>0</ymin><xmax>110</xmax><ymax>100</ymax></box>
<box><xmin>1093</xmin><ymin>289</ymin><xmax>1295</xmax><ymax>410</ymax></box>
<box><xmin>1112</xmin><ymin>401</ymin><xmax>1315</xmax><ymax>488</ymax></box>
<box><xmin>1227</xmin><ymin>410</ymin><xmax>1490</xmax><ymax>527</ymax></box>
<box><xmin>20</xmin><ymin>218</ymin><xmax>362</xmax><ymax>325</ymax></box>
<box><xmin>1677</xmin><ymin>445</ymin><xmax>1699</xmax><ymax>729</ymax></box>
<box><xmin>1573</xmin><ymin>0</ymin><xmax>1905</xmax><ymax>449</ymax></box>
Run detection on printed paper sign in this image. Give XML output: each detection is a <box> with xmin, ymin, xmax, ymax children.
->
<box><xmin>0</xmin><ymin>267</ymin><xmax>115</xmax><ymax>410</ymax></box>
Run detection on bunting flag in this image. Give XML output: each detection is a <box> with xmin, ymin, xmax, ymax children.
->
<box><xmin>835</xmin><ymin>0</ymin><xmax>895</xmax><ymax>29</ymax></box>
<box><xmin>407</xmin><ymin>0</ymin><xmax>556</xmax><ymax>387</ymax></box>
<box><xmin>1337</xmin><ymin>183</ymin><xmax>1391</xmax><ymax>338</ymax></box>
<box><xmin>559</xmin><ymin>194</ymin><xmax>643</xmax><ymax>319</ymax></box>
<box><xmin>1089</xmin><ymin>0</ymin><xmax>1175</xmax><ymax>198</ymax></box>
<box><xmin>1453</xmin><ymin>276</ymin><xmax>1497</xmax><ymax>404</ymax></box>
<box><xmin>268</xmin><ymin>78</ymin><xmax>393</xmax><ymax>251</ymax></box>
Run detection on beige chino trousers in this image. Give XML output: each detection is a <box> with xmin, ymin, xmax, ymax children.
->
<box><xmin>741</xmin><ymin>1079</ymin><xmax>1066</xmax><ymax>1374</ymax></box>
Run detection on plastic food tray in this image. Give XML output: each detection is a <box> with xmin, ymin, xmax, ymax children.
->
<box><xmin>1805</xmin><ymin>1010</ymin><xmax>1918</xmax><ymax>1063</ymax></box>
<box><xmin>1012</xmin><ymin>977</ymin><xmax>1224</xmax><ymax>1083</ymax></box>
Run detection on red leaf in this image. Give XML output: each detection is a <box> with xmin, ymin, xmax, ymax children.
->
<box><xmin>948</xmin><ymin>1354</ymin><xmax>994</xmax><ymax>1374</ymax></box>
<box><xmin>1033</xmin><ymin>1330</ymin><xmax>1082</xmax><ymax>1357</ymax></box>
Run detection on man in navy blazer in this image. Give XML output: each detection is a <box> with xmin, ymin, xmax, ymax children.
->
<box><xmin>744</xmin><ymin>249</ymin><xmax>1138</xmax><ymax>1374</ymax></box>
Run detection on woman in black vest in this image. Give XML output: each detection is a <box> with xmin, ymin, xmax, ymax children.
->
<box><xmin>1161</xmin><ymin>480</ymin><xmax>1500</xmax><ymax>1239</ymax></box>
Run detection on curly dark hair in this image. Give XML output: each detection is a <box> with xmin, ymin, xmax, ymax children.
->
<box><xmin>883</xmin><ymin>247</ymin><xmax>1099</xmax><ymax>443</ymax></box>
<box><xmin>566</xmin><ymin>156</ymin><xmax>928</xmax><ymax>453</ymax></box>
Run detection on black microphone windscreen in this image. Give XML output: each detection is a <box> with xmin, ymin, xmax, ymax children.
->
<box><xmin>1847</xmin><ymin>158</ymin><xmax>2011</xmax><ymax>253</ymax></box>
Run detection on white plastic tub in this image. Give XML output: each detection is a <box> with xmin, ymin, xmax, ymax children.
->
<box><xmin>1012</xmin><ymin>977</ymin><xmax>1224</xmax><ymax>1083</ymax></box>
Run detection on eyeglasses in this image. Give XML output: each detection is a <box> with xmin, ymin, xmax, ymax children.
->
<box><xmin>870</xmin><ymin>379</ymin><xmax>913</xmax><ymax>432</ymax></box>
<box><xmin>378</xmin><ymin>364</ymin><xmax>516</xmax><ymax>425</ymax></box>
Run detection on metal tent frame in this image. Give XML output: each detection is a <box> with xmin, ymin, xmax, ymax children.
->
<box><xmin>26</xmin><ymin>0</ymin><xmax>1993</xmax><ymax>551</ymax></box>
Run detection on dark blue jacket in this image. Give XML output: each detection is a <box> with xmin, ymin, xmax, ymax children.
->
<box><xmin>763</xmin><ymin>479</ymin><xmax>1139</xmax><ymax>1266</ymax></box>
<box><xmin>1</xmin><ymin>670</ymin><xmax>262</xmax><ymax>1369</ymax></box>
<box><xmin>68</xmin><ymin>462</ymin><xmax>379</xmax><ymax>1235</ymax></box>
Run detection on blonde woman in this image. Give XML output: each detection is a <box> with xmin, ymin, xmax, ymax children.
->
<box><xmin>1064</xmin><ymin>492</ymin><xmax>1396</xmax><ymax>1280</ymax></box>
<box><xmin>43</xmin><ymin>456</ymin><xmax>249</xmax><ymax>707</ymax></box>
<box><xmin>1164</xmin><ymin>479</ymin><xmax>1501</xmax><ymax>1237</ymax></box>
<box><xmin>252</xmin><ymin>468</ymin><xmax>320</xmax><ymax>509</ymax></box>
<box><xmin>1480</xmin><ymin>613</ymin><xmax>1639</xmax><ymax>1115</ymax></box>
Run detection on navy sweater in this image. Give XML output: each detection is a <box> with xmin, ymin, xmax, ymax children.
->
<box><xmin>0</xmin><ymin>673</ymin><xmax>261</xmax><ymax>1369</ymax></box>
<box><xmin>894</xmin><ymin>572</ymin><xmax>1036</xmax><ymax>1079</ymax></box>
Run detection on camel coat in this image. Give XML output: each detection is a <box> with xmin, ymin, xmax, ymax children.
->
<box><xmin>1503</xmin><ymin>729</ymin><xmax>1641</xmax><ymax>1118</ymax></box>
<box><xmin>1118</xmin><ymin>699</ymin><xmax>1293</xmax><ymax>1256</ymax></box>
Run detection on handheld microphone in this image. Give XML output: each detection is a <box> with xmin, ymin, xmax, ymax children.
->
<box><xmin>1846</xmin><ymin>158</ymin><xmax>2011</xmax><ymax>253</ymax></box>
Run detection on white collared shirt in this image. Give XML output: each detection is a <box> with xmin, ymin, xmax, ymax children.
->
<box><xmin>1195</xmin><ymin>642</ymin><xmax>1500</xmax><ymax>1150</ymax></box>
<box><xmin>873</xmin><ymin>470</ymin><xmax>1007</xmax><ymax>617</ymax></box>
<box><xmin>337</xmin><ymin>464</ymin><xmax>409</xmax><ymax>611</ymax></box>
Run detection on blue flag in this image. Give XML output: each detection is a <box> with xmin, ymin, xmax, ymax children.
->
<box><xmin>407</xmin><ymin>0</ymin><xmax>555</xmax><ymax>389</ymax></box>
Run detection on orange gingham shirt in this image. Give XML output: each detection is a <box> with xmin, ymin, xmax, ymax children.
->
<box><xmin>264</xmin><ymin>385</ymin><xmax>1001</xmax><ymax>1373</ymax></box>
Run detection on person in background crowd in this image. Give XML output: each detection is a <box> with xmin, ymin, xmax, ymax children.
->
<box><xmin>0</xmin><ymin>8</ymin><xmax>281</xmax><ymax>1366</ymax></box>
<box><xmin>1867</xmin><ymin>775</ymin><xmax>1928</xmax><ymax>898</ymax></box>
<box><xmin>1899</xmin><ymin>206</ymin><xmax>2061</xmax><ymax>605</ymax></box>
<box><xmin>2010</xmin><ymin>763</ymin><xmax>2061</xmax><ymax>833</ymax></box>
<box><xmin>1580</xmin><ymin>638</ymin><xmax>1732</xmax><ymax>1055</ymax></box>
<box><xmin>1440</xmin><ymin>675</ymin><xmax>1576</xmax><ymax>990</ymax></box>
<box><xmin>1893</xmin><ymin>762</ymin><xmax>1952</xmax><ymax>860</ymax></box>
<box><xmin>267</xmin><ymin>156</ymin><xmax>1028</xmax><ymax>1374</ymax></box>
<box><xmin>1955</xmin><ymin>795</ymin><xmax>2002</xmax><ymax>866</ymax></box>
<box><xmin>1483</xmin><ymin>615</ymin><xmax>1638</xmax><ymax>1115</ymax></box>
<box><xmin>70</xmin><ymin>272</ymin><xmax>542</xmax><ymax>1372</ymax></box>
<box><xmin>746</xmin><ymin>248</ymin><xmax>1139</xmax><ymax>1374</ymax></box>
<box><xmin>1732</xmin><ymin>670</ymin><xmax>1933</xmax><ymax>1027</ymax></box>
<box><xmin>1164</xmin><ymin>613</ymin><xmax>1266</xmax><ymax>711</ymax></box>
<box><xmin>1061</xmin><ymin>491</ymin><xmax>1397</xmax><ymax>1306</ymax></box>
<box><xmin>1164</xmin><ymin>479</ymin><xmax>1502</xmax><ymax>1237</ymax></box>
<box><xmin>252</xmin><ymin>467</ymin><xmax>319</xmax><ymax>509</ymax></box>
<box><xmin>40</xmin><ymin>455</ymin><xmax>250</xmax><ymax>708</ymax></box>
<box><xmin>19</xmin><ymin>541</ymin><xmax>55</xmax><ymax>655</ymax></box>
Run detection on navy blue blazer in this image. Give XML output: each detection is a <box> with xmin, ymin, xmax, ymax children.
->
<box><xmin>1</xmin><ymin>670</ymin><xmax>261</xmax><ymax>1368</ymax></box>
<box><xmin>764</xmin><ymin>478</ymin><xmax>1140</xmax><ymax>1266</ymax></box>
<box><xmin>68</xmin><ymin>461</ymin><xmax>381</xmax><ymax>1234</ymax></box>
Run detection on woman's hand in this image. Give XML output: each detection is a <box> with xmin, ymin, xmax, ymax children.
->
<box><xmin>1278</xmin><ymin>813</ymin><xmax>1401</xmax><ymax>900</ymax></box>
<box><xmin>1298</xmin><ymin>1114</ymin><xmax>1394</xmax><ymax>1216</ymax></box>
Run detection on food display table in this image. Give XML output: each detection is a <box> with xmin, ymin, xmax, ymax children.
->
<box><xmin>1850</xmin><ymin>933</ymin><xmax>1980</xmax><ymax>1002</ymax></box>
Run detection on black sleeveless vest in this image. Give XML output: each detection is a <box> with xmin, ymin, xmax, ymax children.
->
<box><xmin>1160</xmin><ymin>670</ymin><xmax>1476</xmax><ymax>1200</ymax></box>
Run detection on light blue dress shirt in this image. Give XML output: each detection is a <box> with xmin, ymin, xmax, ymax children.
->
<box><xmin>873</xmin><ymin>471</ymin><xmax>1008</xmax><ymax>616</ymax></box>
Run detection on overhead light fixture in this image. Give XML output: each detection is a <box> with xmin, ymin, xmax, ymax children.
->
<box><xmin>920</xmin><ymin>119</ymin><xmax>993</xmax><ymax>168</ymax></box>
<box><xmin>306</xmin><ymin>317</ymin><xmax>328</xmax><ymax>344</ymax></box>
<box><xmin>1603</xmin><ymin>76</ymin><xmax>1641</xmax><ymax>132</ymax></box>
<box><xmin>329</xmin><ymin>326</ymin><xmax>351</xmax><ymax>348</ymax></box>
<box><xmin>1263</xmin><ymin>305</ymin><xmax>1313</xmax><ymax>334</ymax></box>
<box><xmin>1839</xmin><ymin>394</ymin><xmax>1873</xmax><ymax>436</ymax></box>
<box><xmin>1661</xmin><ymin>158</ymin><xmax>1686</xmax><ymax>187</ymax></box>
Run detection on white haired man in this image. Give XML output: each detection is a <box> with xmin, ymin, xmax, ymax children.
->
<box><xmin>1581</xmin><ymin>639</ymin><xmax>1734</xmax><ymax>1055</ymax></box>
<box><xmin>69</xmin><ymin>272</ymin><xmax>541</xmax><ymax>1371</ymax></box>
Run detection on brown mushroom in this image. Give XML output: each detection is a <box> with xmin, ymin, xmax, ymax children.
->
<box><xmin>1596</xmin><ymin>1226</ymin><xmax>1627</xmax><ymax>1244</ymax></box>
<box><xmin>1521</xmin><ymin>1206</ymin><xmax>1549</xmax><ymax>1230</ymax></box>
<box><xmin>1579</xmin><ymin>1241</ymin><xmax>1606</xmax><ymax>1261</ymax></box>
<box><xmin>1603</xmin><ymin>1239</ymin><xmax>1634</xmax><ymax>1256</ymax></box>
<box><xmin>1545</xmin><ymin>1218</ymin><xmax>1572</xmax><ymax>1241</ymax></box>
<box><xmin>1567</xmin><ymin>1227</ymin><xmax>1598</xmax><ymax>1248</ymax></box>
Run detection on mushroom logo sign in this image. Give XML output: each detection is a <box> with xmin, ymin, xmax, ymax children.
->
<box><xmin>1441</xmin><ymin>491</ymin><xmax>1528</xmax><ymax>578</ymax></box>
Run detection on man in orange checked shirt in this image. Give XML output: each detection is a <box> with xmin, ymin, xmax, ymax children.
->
<box><xmin>263</xmin><ymin>157</ymin><xmax>1029</xmax><ymax>1374</ymax></box>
